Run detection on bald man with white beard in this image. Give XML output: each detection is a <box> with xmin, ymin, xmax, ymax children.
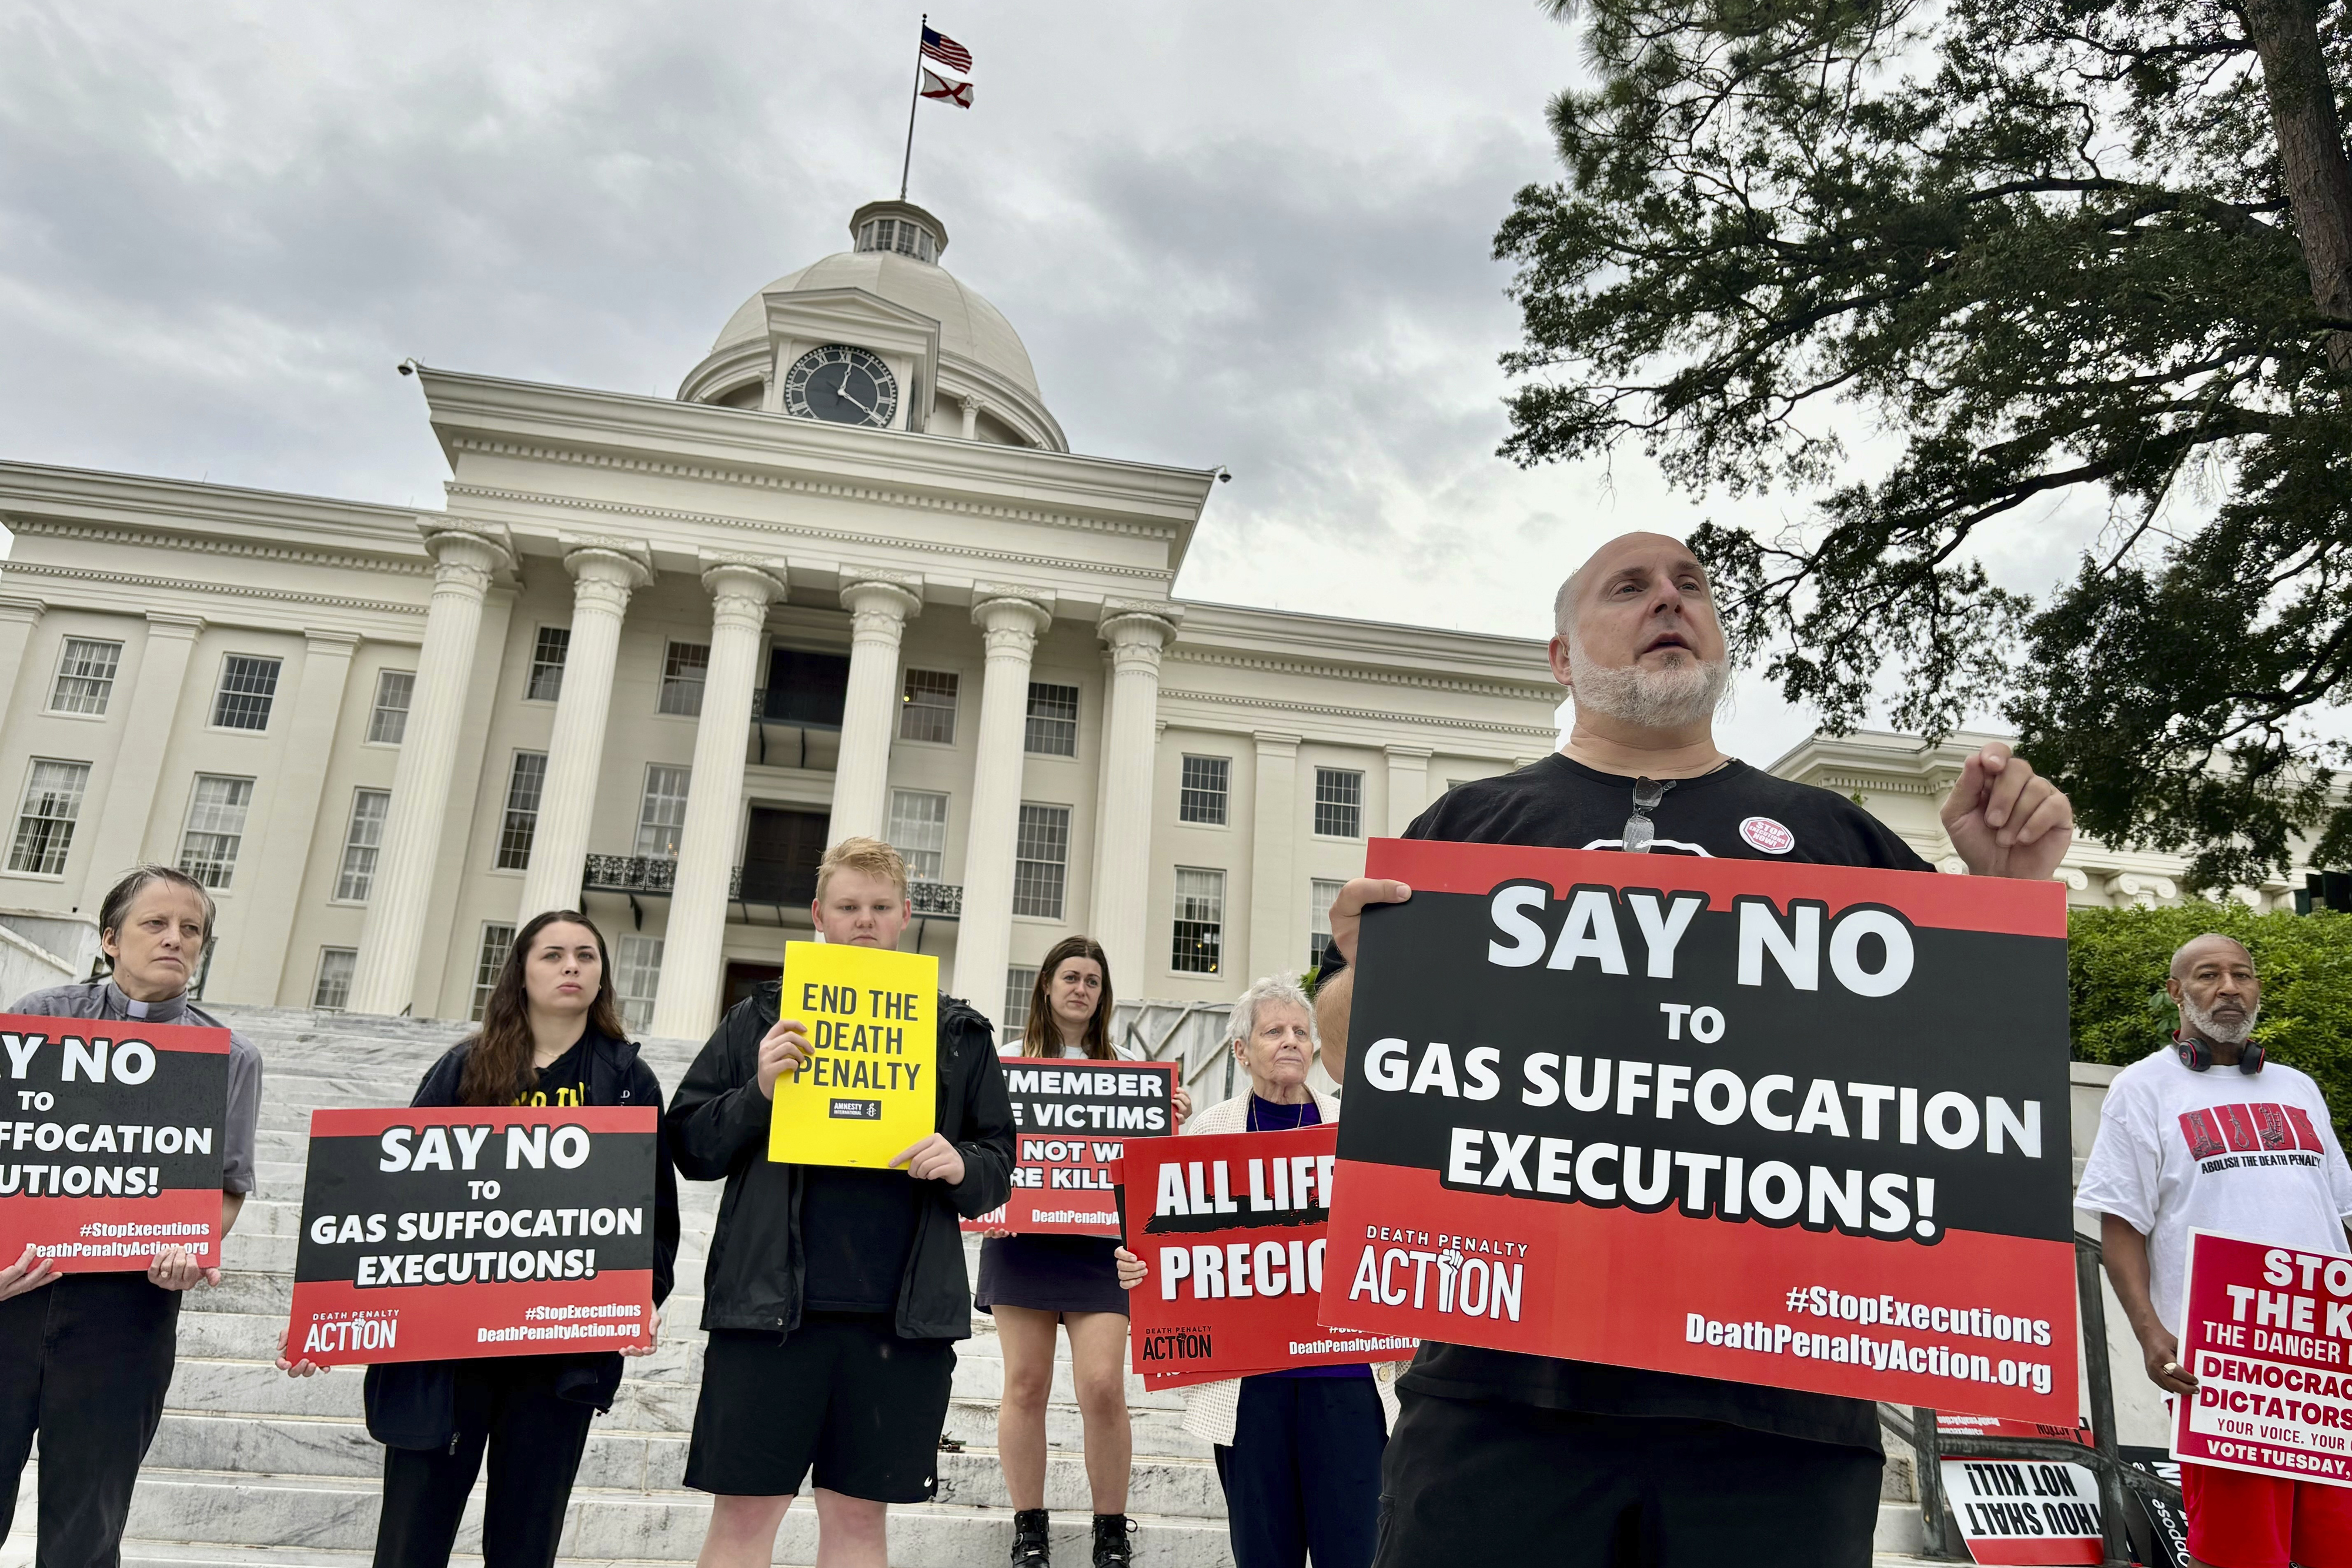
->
<box><xmin>1314</xmin><ymin>532</ymin><xmax>2077</xmax><ymax>1568</ymax></box>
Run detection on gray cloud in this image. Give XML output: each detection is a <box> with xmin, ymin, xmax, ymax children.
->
<box><xmin>0</xmin><ymin>0</ymin><xmax>2105</xmax><ymax>763</ymax></box>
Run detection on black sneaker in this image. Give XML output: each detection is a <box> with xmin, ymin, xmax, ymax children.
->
<box><xmin>1091</xmin><ymin>1513</ymin><xmax>1134</xmax><ymax>1568</ymax></box>
<box><xmin>1010</xmin><ymin>1507</ymin><xmax>1050</xmax><ymax>1568</ymax></box>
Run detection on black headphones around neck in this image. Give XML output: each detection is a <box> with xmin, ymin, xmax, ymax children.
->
<box><xmin>2177</xmin><ymin>1032</ymin><xmax>2265</xmax><ymax>1075</ymax></box>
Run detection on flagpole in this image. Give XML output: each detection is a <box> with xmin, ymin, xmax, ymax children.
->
<box><xmin>899</xmin><ymin>13</ymin><xmax>926</xmax><ymax>201</ymax></box>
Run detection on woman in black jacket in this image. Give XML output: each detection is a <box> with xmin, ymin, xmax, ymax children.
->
<box><xmin>280</xmin><ymin>908</ymin><xmax>680</xmax><ymax>1568</ymax></box>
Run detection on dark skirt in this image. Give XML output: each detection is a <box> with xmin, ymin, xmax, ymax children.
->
<box><xmin>975</xmin><ymin>1233</ymin><xmax>1130</xmax><ymax>1316</ymax></box>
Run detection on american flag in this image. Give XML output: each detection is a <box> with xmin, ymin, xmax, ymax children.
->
<box><xmin>920</xmin><ymin>25</ymin><xmax>971</xmax><ymax>73</ymax></box>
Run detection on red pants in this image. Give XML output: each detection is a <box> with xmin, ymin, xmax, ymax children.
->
<box><xmin>2183</xmin><ymin>1461</ymin><xmax>2352</xmax><ymax>1568</ymax></box>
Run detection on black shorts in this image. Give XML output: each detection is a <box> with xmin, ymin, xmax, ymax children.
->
<box><xmin>1371</xmin><ymin>1388</ymin><xmax>1884</xmax><ymax>1568</ymax></box>
<box><xmin>684</xmin><ymin>1314</ymin><xmax>956</xmax><ymax>1503</ymax></box>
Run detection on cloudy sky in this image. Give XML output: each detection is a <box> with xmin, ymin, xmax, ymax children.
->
<box><xmin>0</xmin><ymin>1</ymin><xmax>2109</xmax><ymax>762</ymax></box>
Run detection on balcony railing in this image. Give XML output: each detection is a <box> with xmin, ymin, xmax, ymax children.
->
<box><xmin>580</xmin><ymin>854</ymin><xmax>961</xmax><ymax>921</ymax></box>
<box><xmin>748</xmin><ymin>687</ymin><xmax>843</xmax><ymax>770</ymax></box>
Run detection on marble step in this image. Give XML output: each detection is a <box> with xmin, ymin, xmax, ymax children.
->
<box><xmin>164</xmin><ymin>1348</ymin><xmax>1187</xmax><ymax>1432</ymax></box>
<box><xmin>141</xmin><ymin>1413</ymin><xmax>1224</xmax><ymax>1515</ymax></box>
<box><xmin>110</xmin><ymin>1467</ymin><xmax>1238</xmax><ymax>1567</ymax></box>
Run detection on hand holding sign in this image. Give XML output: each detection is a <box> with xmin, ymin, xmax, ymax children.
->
<box><xmin>0</xmin><ymin>1243</ymin><xmax>56</xmax><ymax>1300</ymax></box>
<box><xmin>756</xmin><ymin>1021</ymin><xmax>813</xmax><ymax>1100</ymax></box>
<box><xmin>891</xmin><ymin>1134</ymin><xmax>965</xmax><ymax>1185</ymax></box>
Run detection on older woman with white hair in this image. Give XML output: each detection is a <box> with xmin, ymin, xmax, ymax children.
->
<box><xmin>1116</xmin><ymin>975</ymin><xmax>1395</xmax><ymax>1568</ymax></box>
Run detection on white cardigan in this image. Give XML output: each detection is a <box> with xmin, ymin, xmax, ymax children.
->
<box><xmin>1173</xmin><ymin>1087</ymin><xmax>1404</xmax><ymax>1447</ymax></box>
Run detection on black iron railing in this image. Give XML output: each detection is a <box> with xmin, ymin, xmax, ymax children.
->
<box><xmin>580</xmin><ymin>854</ymin><xmax>960</xmax><ymax>922</ymax></box>
<box><xmin>1899</xmin><ymin>1232</ymin><xmax>2181</xmax><ymax>1563</ymax></box>
<box><xmin>748</xmin><ymin>687</ymin><xmax>843</xmax><ymax>768</ymax></box>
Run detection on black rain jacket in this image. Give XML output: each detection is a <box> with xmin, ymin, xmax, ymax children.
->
<box><xmin>666</xmin><ymin>982</ymin><xmax>1012</xmax><ymax>1340</ymax></box>
<box><xmin>362</xmin><ymin>1028</ymin><xmax>681</xmax><ymax>1450</ymax></box>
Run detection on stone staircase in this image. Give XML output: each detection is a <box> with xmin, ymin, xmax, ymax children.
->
<box><xmin>2</xmin><ymin>1005</ymin><xmax>1939</xmax><ymax>1566</ymax></box>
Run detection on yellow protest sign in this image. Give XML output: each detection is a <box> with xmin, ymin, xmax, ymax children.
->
<box><xmin>766</xmin><ymin>942</ymin><xmax>938</xmax><ymax>1168</ymax></box>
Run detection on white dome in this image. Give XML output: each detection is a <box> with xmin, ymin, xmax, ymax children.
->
<box><xmin>707</xmin><ymin>250</ymin><xmax>1041</xmax><ymax>398</ymax></box>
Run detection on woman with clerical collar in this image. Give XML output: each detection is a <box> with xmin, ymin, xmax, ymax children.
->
<box><xmin>1</xmin><ymin>864</ymin><xmax>266</xmax><ymax>1568</ymax></box>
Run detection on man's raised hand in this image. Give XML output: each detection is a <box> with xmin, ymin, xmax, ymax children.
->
<box><xmin>890</xmin><ymin>1134</ymin><xmax>965</xmax><ymax>1186</ymax></box>
<box><xmin>1938</xmin><ymin>741</ymin><xmax>2073</xmax><ymax>881</ymax></box>
<box><xmin>1325</xmin><ymin>878</ymin><xmax>1413</xmax><ymax>965</ymax></box>
<box><xmin>755</xmin><ymin>1021</ymin><xmax>812</xmax><ymax>1101</ymax></box>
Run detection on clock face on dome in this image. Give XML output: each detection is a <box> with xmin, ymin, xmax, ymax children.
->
<box><xmin>782</xmin><ymin>344</ymin><xmax>899</xmax><ymax>428</ymax></box>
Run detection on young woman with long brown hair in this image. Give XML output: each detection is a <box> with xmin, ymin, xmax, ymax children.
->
<box><xmin>280</xmin><ymin>908</ymin><xmax>680</xmax><ymax>1568</ymax></box>
<box><xmin>980</xmin><ymin>937</ymin><xmax>1189</xmax><ymax>1568</ymax></box>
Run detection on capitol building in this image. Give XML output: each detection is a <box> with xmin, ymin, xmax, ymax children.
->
<box><xmin>0</xmin><ymin>199</ymin><xmax>2316</xmax><ymax>1039</ymax></box>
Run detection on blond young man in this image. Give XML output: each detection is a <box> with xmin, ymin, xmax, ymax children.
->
<box><xmin>668</xmin><ymin>838</ymin><xmax>1014</xmax><ymax>1568</ymax></box>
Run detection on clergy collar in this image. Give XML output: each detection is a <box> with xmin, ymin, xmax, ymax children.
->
<box><xmin>102</xmin><ymin>978</ymin><xmax>189</xmax><ymax>1024</ymax></box>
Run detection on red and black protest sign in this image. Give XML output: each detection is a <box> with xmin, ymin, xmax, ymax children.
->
<box><xmin>0</xmin><ymin>1012</ymin><xmax>230</xmax><ymax>1272</ymax></box>
<box><xmin>964</xmin><ymin>1059</ymin><xmax>1180</xmax><ymax>1237</ymax></box>
<box><xmin>286</xmin><ymin>1106</ymin><xmax>658</xmax><ymax>1366</ymax></box>
<box><xmin>1323</xmin><ymin>840</ymin><xmax>2078</xmax><ymax>1422</ymax></box>
<box><xmin>1123</xmin><ymin>1125</ymin><xmax>1417</xmax><ymax>1385</ymax></box>
<box><xmin>2170</xmin><ymin>1228</ymin><xmax>2352</xmax><ymax>1488</ymax></box>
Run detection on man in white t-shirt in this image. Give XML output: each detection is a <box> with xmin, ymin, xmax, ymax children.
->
<box><xmin>2076</xmin><ymin>932</ymin><xmax>2352</xmax><ymax>1568</ymax></box>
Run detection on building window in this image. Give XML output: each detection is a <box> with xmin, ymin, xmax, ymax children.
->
<box><xmin>526</xmin><ymin>627</ymin><xmax>570</xmax><ymax>702</ymax></box>
<box><xmin>1309</xmin><ymin>878</ymin><xmax>1345</xmax><ymax>969</ymax></box>
<box><xmin>659</xmin><ymin>641</ymin><xmax>710</xmax><ymax>716</ymax></box>
<box><xmin>178</xmin><ymin>775</ymin><xmax>255</xmax><ymax>888</ymax></box>
<box><xmin>636</xmin><ymin>764</ymin><xmax>692</xmax><ymax>858</ymax></box>
<box><xmin>335</xmin><ymin>789</ymin><xmax>391</xmax><ymax>902</ymax></box>
<box><xmin>616</xmin><ymin>935</ymin><xmax>663</xmax><ymax>1034</ymax></box>
<box><xmin>211</xmin><ymin>655</ymin><xmax>282</xmax><ymax>731</ymax></box>
<box><xmin>1314</xmin><ymin>768</ymin><xmax>1364</xmax><ymax>838</ymax></box>
<box><xmin>368</xmin><ymin>670</ymin><xmax>415</xmax><ymax>744</ymax></box>
<box><xmin>1024</xmin><ymin>682</ymin><xmax>1078</xmax><ymax>757</ymax></box>
<box><xmin>1178</xmin><ymin>755</ymin><xmax>1231</xmax><ymax>825</ymax></box>
<box><xmin>471</xmin><ymin>923</ymin><xmax>515</xmax><ymax>1022</ymax></box>
<box><xmin>1172</xmin><ymin>868</ymin><xmax>1225</xmax><ymax>975</ymax></box>
<box><xmin>495</xmin><ymin>753</ymin><xmax>547</xmax><ymax>871</ymax></box>
<box><xmin>1003</xmin><ymin>966</ymin><xmax>1037</xmax><ymax>1032</ymax></box>
<box><xmin>900</xmin><ymin>669</ymin><xmax>959</xmax><ymax>744</ymax></box>
<box><xmin>8</xmin><ymin>760</ymin><xmax>90</xmax><ymax>876</ymax></box>
<box><xmin>48</xmin><ymin>638</ymin><xmax>122</xmax><ymax>716</ymax></box>
<box><xmin>312</xmin><ymin>948</ymin><xmax>356</xmax><ymax>1011</ymax></box>
<box><xmin>1012</xmin><ymin>803</ymin><xmax>1070</xmax><ymax>919</ymax></box>
<box><xmin>888</xmin><ymin>789</ymin><xmax>950</xmax><ymax>882</ymax></box>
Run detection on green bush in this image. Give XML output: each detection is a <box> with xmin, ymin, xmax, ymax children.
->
<box><xmin>2068</xmin><ymin>905</ymin><xmax>2352</xmax><ymax>1141</ymax></box>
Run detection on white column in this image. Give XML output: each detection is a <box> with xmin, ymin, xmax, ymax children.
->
<box><xmin>0</xmin><ymin>599</ymin><xmax>44</xmax><ymax>742</ymax></box>
<box><xmin>349</xmin><ymin>530</ymin><xmax>509</xmax><ymax>1016</ymax></box>
<box><xmin>649</xmin><ymin>561</ymin><xmax>785</xmax><ymax>1040</ymax></box>
<box><xmin>826</xmin><ymin>577</ymin><xmax>923</xmax><ymax>844</ymax></box>
<box><xmin>77</xmin><ymin>613</ymin><xmax>204</xmax><ymax>906</ymax></box>
<box><xmin>519</xmin><ymin>546</ymin><xmax>651</xmax><ymax>919</ymax></box>
<box><xmin>240</xmin><ymin>631</ymin><xmax>358</xmax><ymax>1001</ymax></box>
<box><xmin>1246</xmin><ymin>731</ymin><xmax>1300</xmax><ymax>984</ymax></box>
<box><xmin>1089</xmin><ymin>607</ymin><xmax>1178</xmax><ymax>981</ymax></box>
<box><xmin>953</xmin><ymin>593</ymin><xmax>1053</xmax><ymax>1016</ymax></box>
<box><xmin>1385</xmin><ymin>745</ymin><xmax>1432</xmax><ymax>836</ymax></box>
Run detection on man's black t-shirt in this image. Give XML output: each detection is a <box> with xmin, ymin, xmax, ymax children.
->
<box><xmin>800</xmin><ymin>1166</ymin><xmax>921</xmax><ymax>1313</ymax></box>
<box><xmin>1324</xmin><ymin>751</ymin><xmax>1935</xmax><ymax>1452</ymax></box>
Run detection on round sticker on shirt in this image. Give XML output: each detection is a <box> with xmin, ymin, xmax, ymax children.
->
<box><xmin>1740</xmin><ymin>816</ymin><xmax>1795</xmax><ymax>855</ymax></box>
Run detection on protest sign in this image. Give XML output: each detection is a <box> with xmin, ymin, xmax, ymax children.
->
<box><xmin>1939</xmin><ymin>1458</ymin><xmax>2104</xmax><ymax>1565</ymax></box>
<box><xmin>1123</xmin><ymin>1125</ymin><xmax>1417</xmax><ymax>1383</ymax></box>
<box><xmin>286</xmin><ymin>1106</ymin><xmax>658</xmax><ymax>1366</ymax></box>
<box><xmin>2169</xmin><ymin>1228</ymin><xmax>2352</xmax><ymax>1488</ymax></box>
<box><xmin>1323</xmin><ymin>838</ymin><xmax>2078</xmax><ymax>1422</ymax></box>
<box><xmin>1938</xmin><ymin>1412</ymin><xmax>2092</xmax><ymax>1446</ymax></box>
<box><xmin>0</xmin><ymin>1012</ymin><xmax>230</xmax><ymax>1272</ymax></box>
<box><xmin>964</xmin><ymin>1059</ymin><xmax>1180</xmax><ymax>1236</ymax></box>
<box><xmin>767</xmin><ymin>942</ymin><xmax>937</xmax><ymax>1169</ymax></box>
